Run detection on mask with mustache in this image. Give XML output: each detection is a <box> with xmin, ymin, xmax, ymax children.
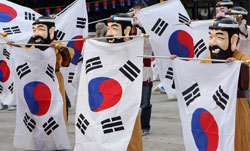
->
<box><xmin>209</xmin><ymin>45</ymin><xmax>234</xmax><ymax>63</ymax></box>
<box><xmin>106</xmin><ymin>35</ymin><xmax>124</xmax><ymax>43</ymax></box>
<box><xmin>27</xmin><ymin>30</ymin><xmax>53</xmax><ymax>51</ymax></box>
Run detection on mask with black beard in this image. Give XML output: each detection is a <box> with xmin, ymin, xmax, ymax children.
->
<box><xmin>106</xmin><ymin>35</ymin><xmax>124</xmax><ymax>43</ymax></box>
<box><xmin>27</xmin><ymin>29</ymin><xmax>53</xmax><ymax>51</ymax></box>
<box><xmin>209</xmin><ymin>45</ymin><xmax>234</xmax><ymax>63</ymax></box>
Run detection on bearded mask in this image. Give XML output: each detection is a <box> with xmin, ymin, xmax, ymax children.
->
<box><xmin>208</xmin><ymin>18</ymin><xmax>239</xmax><ymax>63</ymax></box>
<box><xmin>28</xmin><ymin>16</ymin><xmax>55</xmax><ymax>51</ymax></box>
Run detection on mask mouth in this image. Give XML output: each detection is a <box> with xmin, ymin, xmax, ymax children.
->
<box><xmin>106</xmin><ymin>35</ymin><xmax>123</xmax><ymax>43</ymax></box>
<box><xmin>33</xmin><ymin>35</ymin><xmax>46</xmax><ymax>44</ymax></box>
<box><xmin>212</xmin><ymin>48</ymin><xmax>220</xmax><ymax>54</ymax></box>
<box><xmin>106</xmin><ymin>35</ymin><xmax>114</xmax><ymax>43</ymax></box>
<box><xmin>209</xmin><ymin>45</ymin><xmax>223</xmax><ymax>54</ymax></box>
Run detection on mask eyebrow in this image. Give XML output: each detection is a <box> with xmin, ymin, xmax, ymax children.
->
<box><xmin>111</xmin><ymin>24</ymin><xmax>119</xmax><ymax>27</ymax></box>
<box><xmin>215</xmin><ymin>32</ymin><xmax>224</xmax><ymax>36</ymax></box>
<box><xmin>37</xmin><ymin>25</ymin><xmax>46</xmax><ymax>28</ymax></box>
<box><xmin>33</xmin><ymin>24</ymin><xmax>46</xmax><ymax>29</ymax></box>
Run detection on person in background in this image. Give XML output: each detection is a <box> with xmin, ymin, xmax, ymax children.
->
<box><xmin>131</xmin><ymin>4</ymin><xmax>153</xmax><ymax>136</ymax></box>
<box><xmin>227</xmin><ymin>6</ymin><xmax>250</xmax><ymax>107</ymax></box>
<box><xmin>215</xmin><ymin>0</ymin><xmax>233</xmax><ymax>19</ymax></box>
<box><xmin>227</xmin><ymin>6</ymin><xmax>250</xmax><ymax>55</ymax></box>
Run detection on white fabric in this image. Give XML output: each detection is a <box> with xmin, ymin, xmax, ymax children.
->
<box><xmin>190</xmin><ymin>19</ymin><xmax>214</xmax><ymax>59</ymax></box>
<box><xmin>0</xmin><ymin>0</ymin><xmax>41</xmax><ymax>43</ymax></box>
<box><xmin>0</xmin><ymin>0</ymin><xmax>41</xmax><ymax>106</ymax></box>
<box><xmin>0</xmin><ymin>39</ymin><xmax>15</xmax><ymax>105</ymax></box>
<box><xmin>237</xmin><ymin>22</ymin><xmax>250</xmax><ymax>55</ymax></box>
<box><xmin>74</xmin><ymin>38</ymin><xmax>144</xmax><ymax>151</ymax></box>
<box><xmin>12</xmin><ymin>47</ymin><xmax>71</xmax><ymax>150</ymax></box>
<box><xmin>173</xmin><ymin>59</ymin><xmax>240</xmax><ymax>151</ymax></box>
<box><xmin>55</xmin><ymin>0</ymin><xmax>88</xmax><ymax>105</ymax></box>
<box><xmin>143</xmin><ymin>38</ymin><xmax>153</xmax><ymax>82</ymax></box>
<box><xmin>135</xmin><ymin>0</ymin><xmax>193</xmax><ymax>97</ymax></box>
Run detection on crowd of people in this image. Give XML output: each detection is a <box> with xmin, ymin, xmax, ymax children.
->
<box><xmin>1</xmin><ymin>0</ymin><xmax>250</xmax><ymax>150</ymax></box>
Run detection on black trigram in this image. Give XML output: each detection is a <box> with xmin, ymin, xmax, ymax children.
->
<box><xmin>76</xmin><ymin>114</ymin><xmax>90</xmax><ymax>135</ymax></box>
<box><xmin>119</xmin><ymin>60</ymin><xmax>140</xmax><ymax>82</ymax></box>
<box><xmin>23</xmin><ymin>112</ymin><xmax>36</xmax><ymax>132</ymax></box>
<box><xmin>43</xmin><ymin>117</ymin><xmax>59</xmax><ymax>135</ymax></box>
<box><xmin>46</xmin><ymin>64</ymin><xmax>55</xmax><ymax>82</ymax></box>
<box><xmin>0</xmin><ymin>85</ymin><xmax>3</xmax><ymax>94</ymax></box>
<box><xmin>68</xmin><ymin>72</ymin><xmax>74</xmax><ymax>83</ymax></box>
<box><xmin>55</xmin><ymin>30</ymin><xmax>65</xmax><ymax>40</ymax></box>
<box><xmin>182</xmin><ymin>83</ymin><xmax>201</xmax><ymax>106</ymax></box>
<box><xmin>3</xmin><ymin>26</ymin><xmax>21</xmax><ymax>35</ymax></box>
<box><xmin>194</xmin><ymin>39</ymin><xmax>207</xmax><ymax>58</ymax></box>
<box><xmin>213</xmin><ymin>86</ymin><xmax>229</xmax><ymax>110</ymax></box>
<box><xmin>16</xmin><ymin>62</ymin><xmax>31</xmax><ymax>79</ymax></box>
<box><xmin>76</xmin><ymin>17</ymin><xmax>86</xmax><ymax>29</ymax></box>
<box><xmin>78</xmin><ymin>55</ymin><xmax>83</xmax><ymax>63</ymax></box>
<box><xmin>151</xmin><ymin>18</ymin><xmax>168</xmax><ymax>36</ymax></box>
<box><xmin>165</xmin><ymin>67</ymin><xmax>173</xmax><ymax>80</ymax></box>
<box><xmin>179</xmin><ymin>13</ymin><xmax>190</xmax><ymax>27</ymax></box>
<box><xmin>24</xmin><ymin>11</ymin><xmax>36</xmax><ymax>21</ymax></box>
<box><xmin>86</xmin><ymin>57</ymin><xmax>103</xmax><ymax>74</ymax></box>
<box><xmin>8</xmin><ymin>83</ymin><xmax>14</xmax><ymax>94</ymax></box>
<box><xmin>101</xmin><ymin>116</ymin><xmax>124</xmax><ymax>134</ymax></box>
<box><xmin>3</xmin><ymin>48</ymin><xmax>10</xmax><ymax>60</ymax></box>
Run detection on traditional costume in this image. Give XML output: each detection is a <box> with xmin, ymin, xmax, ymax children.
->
<box><xmin>202</xmin><ymin>17</ymin><xmax>250</xmax><ymax>151</ymax></box>
<box><xmin>106</xmin><ymin>13</ymin><xmax>143</xmax><ymax>151</ymax></box>
<box><xmin>24</xmin><ymin>16</ymin><xmax>74</xmax><ymax>124</ymax></box>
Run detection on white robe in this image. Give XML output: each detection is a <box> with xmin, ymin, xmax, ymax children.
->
<box><xmin>237</xmin><ymin>21</ymin><xmax>250</xmax><ymax>56</ymax></box>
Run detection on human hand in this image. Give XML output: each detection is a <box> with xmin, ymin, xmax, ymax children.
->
<box><xmin>7</xmin><ymin>41</ymin><xmax>15</xmax><ymax>46</ymax></box>
<box><xmin>170</xmin><ymin>55</ymin><xmax>178</xmax><ymax>60</ymax></box>
<box><xmin>50</xmin><ymin>42</ymin><xmax>62</xmax><ymax>49</ymax></box>
<box><xmin>236</xmin><ymin>15</ymin><xmax>243</xmax><ymax>25</ymax></box>
<box><xmin>7</xmin><ymin>41</ymin><xmax>21</xmax><ymax>47</ymax></box>
<box><xmin>226</xmin><ymin>57</ymin><xmax>236</xmax><ymax>63</ymax></box>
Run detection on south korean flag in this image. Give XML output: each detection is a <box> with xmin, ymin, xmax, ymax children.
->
<box><xmin>173</xmin><ymin>59</ymin><xmax>241</xmax><ymax>151</ymax></box>
<box><xmin>55</xmin><ymin>0</ymin><xmax>88</xmax><ymax>105</ymax></box>
<box><xmin>75</xmin><ymin>37</ymin><xmax>144</xmax><ymax>151</ymax></box>
<box><xmin>135</xmin><ymin>0</ymin><xmax>194</xmax><ymax>97</ymax></box>
<box><xmin>11</xmin><ymin>47</ymin><xmax>71</xmax><ymax>150</ymax></box>
<box><xmin>0</xmin><ymin>0</ymin><xmax>41</xmax><ymax>43</ymax></box>
<box><xmin>0</xmin><ymin>40</ymin><xmax>15</xmax><ymax>106</ymax></box>
<box><xmin>190</xmin><ymin>19</ymin><xmax>214</xmax><ymax>59</ymax></box>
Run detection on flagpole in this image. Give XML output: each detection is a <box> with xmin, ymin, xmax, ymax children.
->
<box><xmin>88</xmin><ymin>18</ymin><xmax>110</xmax><ymax>25</ymax></box>
<box><xmin>53</xmin><ymin>0</ymin><xmax>78</xmax><ymax>19</ymax></box>
<box><xmin>57</xmin><ymin>34</ymin><xmax>148</xmax><ymax>43</ymax></box>
<box><xmin>137</xmin><ymin>55</ymin><xmax>250</xmax><ymax>64</ymax></box>
<box><xmin>88</xmin><ymin>11</ymin><xmax>135</xmax><ymax>25</ymax></box>
<box><xmin>0</xmin><ymin>34</ymin><xmax>148</xmax><ymax>46</ymax></box>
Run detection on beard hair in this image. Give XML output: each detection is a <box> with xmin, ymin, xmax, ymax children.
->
<box><xmin>209</xmin><ymin>45</ymin><xmax>234</xmax><ymax>63</ymax></box>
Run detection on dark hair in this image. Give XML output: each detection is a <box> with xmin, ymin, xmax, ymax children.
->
<box><xmin>33</xmin><ymin>16</ymin><xmax>55</xmax><ymax>30</ymax></box>
<box><xmin>107</xmin><ymin>13</ymin><xmax>132</xmax><ymax>35</ymax></box>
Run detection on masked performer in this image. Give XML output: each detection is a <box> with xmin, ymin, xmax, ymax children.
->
<box><xmin>106</xmin><ymin>13</ymin><xmax>143</xmax><ymax>151</ymax></box>
<box><xmin>9</xmin><ymin>16</ymin><xmax>74</xmax><ymax>124</ymax></box>
<box><xmin>202</xmin><ymin>17</ymin><xmax>250</xmax><ymax>151</ymax></box>
<box><xmin>215</xmin><ymin>0</ymin><xmax>233</xmax><ymax>19</ymax></box>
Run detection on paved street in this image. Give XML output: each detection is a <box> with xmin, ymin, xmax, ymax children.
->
<box><xmin>0</xmin><ymin>82</ymin><xmax>185</xmax><ymax>151</ymax></box>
